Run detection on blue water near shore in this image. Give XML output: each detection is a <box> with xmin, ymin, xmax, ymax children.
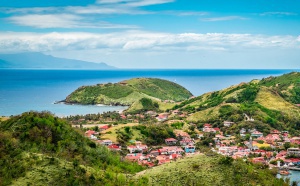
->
<box><xmin>277</xmin><ymin>170</ymin><xmax>300</xmax><ymax>185</ymax></box>
<box><xmin>0</xmin><ymin>69</ymin><xmax>297</xmax><ymax>117</ymax></box>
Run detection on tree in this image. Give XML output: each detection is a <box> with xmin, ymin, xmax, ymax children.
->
<box><xmin>284</xmin><ymin>142</ymin><xmax>291</xmax><ymax>150</ymax></box>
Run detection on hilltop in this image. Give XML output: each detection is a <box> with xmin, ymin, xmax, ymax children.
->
<box><xmin>0</xmin><ymin>112</ymin><xmax>145</xmax><ymax>186</ymax></box>
<box><xmin>172</xmin><ymin>71</ymin><xmax>300</xmax><ymax>135</ymax></box>
<box><xmin>0</xmin><ymin>52</ymin><xmax>115</xmax><ymax>69</ymax></box>
<box><xmin>65</xmin><ymin>78</ymin><xmax>193</xmax><ymax>112</ymax></box>
<box><xmin>137</xmin><ymin>154</ymin><xmax>285</xmax><ymax>186</ymax></box>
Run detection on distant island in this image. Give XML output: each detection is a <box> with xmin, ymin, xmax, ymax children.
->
<box><xmin>0</xmin><ymin>52</ymin><xmax>115</xmax><ymax>69</ymax></box>
<box><xmin>65</xmin><ymin>78</ymin><xmax>193</xmax><ymax>112</ymax></box>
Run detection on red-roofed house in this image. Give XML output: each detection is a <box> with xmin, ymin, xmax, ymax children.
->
<box><xmin>165</xmin><ymin>138</ymin><xmax>178</xmax><ymax>146</ymax></box>
<box><xmin>180</xmin><ymin>139</ymin><xmax>194</xmax><ymax>146</ymax></box>
<box><xmin>156</xmin><ymin>114</ymin><xmax>168</xmax><ymax>122</ymax></box>
<box><xmin>252</xmin><ymin>157</ymin><xmax>267</xmax><ymax>164</ymax></box>
<box><xmin>120</xmin><ymin>115</ymin><xmax>127</xmax><ymax>119</ymax></box>
<box><xmin>108</xmin><ymin>144</ymin><xmax>121</xmax><ymax>151</ymax></box>
<box><xmin>125</xmin><ymin>153</ymin><xmax>143</xmax><ymax>162</ymax></box>
<box><xmin>85</xmin><ymin>130</ymin><xmax>96</xmax><ymax>137</ymax></box>
<box><xmin>100</xmin><ymin>125</ymin><xmax>110</xmax><ymax>131</ymax></box>
<box><xmin>265</xmin><ymin>134</ymin><xmax>281</xmax><ymax>144</ymax></box>
<box><xmin>204</xmin><ymin>124</ymin><xmax>212</xmax><ymax>128</ymax></box>
<box><xmin>271</xmin><ymin>130</ymin><xmax>281</xmax><ymax>134</ymax></box>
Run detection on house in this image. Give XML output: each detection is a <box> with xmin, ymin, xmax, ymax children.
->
<box><xmin>108</xmin><ymin>144</ymin><xmax>121</xmax><ymax>151</ymax></box>
<box><xmin>196</xmin><ymin>133</ymin><xmax>204</xmax><ymax>139</ymax></box>
<box><xmin>224</xmin><ymin>121</ymin><xmax>234</xmax><ymax>127</ymax></box>
<box><xmin>156</xmin><ymin>155</ymin><xmax>171</xmax><ymax>165</ymax></box>
<box><xmin>125</xmin><ymin>153</ymin><xmax>143</xmax><ymax>162</ymax></box>
<box><xmin>287</xmin><ymin>148</ymin><xmax>300</xmax><ymax>157</ymax></box>
<box><xmin>165</xmin><ymin>138</ymin><xmax>178</xmax><ymax>146</ymax></box>
<box><xmin>156</xmin><ymin>113</ymin><xmax>168</xmax><ymax>122</ymax></box>
<box><xmin>159</xmin><ymin>146</ymin><xmax>184</xmax><ymax>155</ymax></box>
<box><xmin>240</xmin><ymin>128</ymin><xmax>246</xmax><ymax>136</ymax></box>
<box><xmin>135</xmin><ymin>141</ymin><xmax>142</xmax><ymax>146</ymax></box>
<box><xmin>85</xmin><ymin>130</ymin><xmax>96</xmax><ymax>137</ymax></box>
<box><xmin>175</xmin><ymin>130</ymin><xmax>191</xmax><ymax>139</ymax></box>
<box><xmin>180</xmin><ymin>139</ymin><xmax>194</xmax><ymax>146</ymax></box>
<box><xmin>251</xmin><ymin>131</ymin><xmax>263</xmax><ymax>138</ymax></box>
<box><xmin>203</xmin><ymin>123</ymin><xmax>212</xmax><ymax>128</ymax></box>
<box><xmin>90</xmin><ymin>135</ymin><xmax>98</xmax><ymax>140</ymax></box>
<box><xmin>145</xmin><ymin>111</ymin><xmax>157</xmax><ymax>116</ymax></box>
<box><xmin>252</xmin><ymin>157</ymin><xmax>267</xmax><ymax>164</ymax></box>
<box><xmin>172</xmin><ymin>110</ymin><xmax>179</xmax><ymax>115</ymax></box>
<box><xmin>214</xmin><ymin>128</ymin><xmax>220</xmax><ymax>133</ymax></box>
<box><xmin>127</xmin><ymin>144</ymin><xmax>148</xmax><ymax>153</ymax></box>
<box><xmin>127</xmin><ymin>145</ymin><xmax>140</xmax><ymax>153</ymax></box>
<box><xmin>169</xmin><ymin>153</ymin><xmax>182</xmax><ymax>160</ymax></box>
<box><xmin>149</xmin><ymin>150</ymin><xmax>160</xmax><ymax>156</ymax></box>
<box><xmin>265</xmin><ymin>134</ymin><xmax>280</xmax><ymax>144</ymax></box>
<box><xmin>271</xmin><ymin>130</ymin><xmax>281</xmax><ymax>134</ymax></box>
<box><xmin>101</xmin><ymin>140</ymin><xmax>113</xmax><ymax>146</ymax></box>
<box><xmin>120</xmin><ymin>114</ymin><xmax>127</xmax><ymax>119</ymax></box>
<box><xmin>99</xmin><ymin>125</ymin><xmax>110</xmax><ymax>131</ymax></box>
<box><xmin>184</xmin><ymin>144</ymin><xmax>196</xmax><ymax>153</ymax></box>
<box><xmin>218</xmin><ymin>146</ymin><xmax>238</xmax><ymax>156</ymax></box>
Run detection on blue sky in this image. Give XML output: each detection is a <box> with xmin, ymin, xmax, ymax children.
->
<box><xmin>0</xmin><ymin>0</ymin><xmax>299</xmax><ymax>68</ymax></box>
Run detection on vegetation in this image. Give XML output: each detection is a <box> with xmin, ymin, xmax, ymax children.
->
<box><xmin>66</xmin><ymin>78</ymin><xmax>193</xmax><ymax>106</ymax></box>
<box><xmin>137</xmin><ymin>154</ymin><xmax>287</xmax><ymax>186</ymax></box>
<box><xmin>177</xmin><ymin>72</ymin><xmax>300</xmax><ymax>135</ymax></box>
<box><xmin>259</xmin><ymin>72</ymin><xmax>300</xmax><ymax>104</ymax></box>
<box><xmin>0</xmin><ymin>112</ymin><xmax>145</xmax><ymax>185</ymax></box>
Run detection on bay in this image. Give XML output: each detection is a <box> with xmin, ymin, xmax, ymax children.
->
<box><xmin>0</xmin><ymin>69</ymin><xmax>296</xmax><ymax>117</ymax></box>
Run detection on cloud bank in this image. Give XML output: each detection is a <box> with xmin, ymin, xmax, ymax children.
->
<box><xmin>0</xmin><ymin>31</ymin><xmax>298</xmax><ymax>53</ymax></box>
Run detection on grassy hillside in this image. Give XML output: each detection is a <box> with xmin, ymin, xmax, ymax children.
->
<box><xmin>65</xmin><ymin>78</ymin><xmax>193</xmax><ymax>107</ymax></box>
<box><xmin>259</xmin><ymin>72</ymin><xmax>300</xmax><ymax>104</ymax></box>
<box><xmin>137</xmin><ymin>154</ymin><xmax>286</xmax><ymax>186</ymax></box>
<box><xmin>0</xmin><ymin>112</ymin><xmax>145</xmax><ymax>185</ymax></box>
<box><xmin>174</xmin><ymin>72</ymin><xmax>300</xmax><ymax>135</ymax></box>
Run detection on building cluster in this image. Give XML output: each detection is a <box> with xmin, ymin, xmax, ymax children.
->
<box><xmin>213</xmin><ymin>128</ymin><xmax>300</xmax><ymax>168</ymax></box>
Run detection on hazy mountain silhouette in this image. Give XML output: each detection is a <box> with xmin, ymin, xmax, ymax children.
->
<box><xmin>0</xmin><ymin>52</ymin><xmax>115</xmax><ymax>69</ymax></box>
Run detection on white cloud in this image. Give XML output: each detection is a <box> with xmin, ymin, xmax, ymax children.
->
<box><xmin>0</xmin><ymin>31</ymin><xmax>299</xmax><ymax>53</ymax></box>
<box><xmin>201</xmin><ymin>16</ymin><xmax>247</xmax><ymax>22</ymax></box>
<box><xmin>6</xmin><ymin>14</ymin><xmax>138</xmax><ymax>29</ymax></box>
<box><xmin>97</xmin><ymin>0</ymin><xmax>174</xmax><ymax>7</ymax></box>
<box><xmin>260</xmin><ymin>12</ymin><xmax>298</xmax><ymax>16</ymax></box>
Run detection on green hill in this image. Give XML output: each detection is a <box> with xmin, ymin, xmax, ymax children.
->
<box><xmin>137</xmin><ymin>154</ymin><xmax>286</xmax><ymax>186</ymax></box>
<box><xmin>65</xmin><ymin>78</ymin><xmax>192</xmax><ymax>112</ymax></box>
<box><xmin>173</xmin><ymin>72</ymin><xmax>300</xmax><ymax>135</ymax></box>
<box><xmin>0</xmin><ymin>112</ymin><xmax>144</xmax><ymax>186</ymax></box>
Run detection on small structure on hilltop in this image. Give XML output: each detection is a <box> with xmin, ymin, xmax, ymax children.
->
<box><xmin>243</xmin><ymin>113</ymin><xmax>254</xmax><ymax>121</ymax></box>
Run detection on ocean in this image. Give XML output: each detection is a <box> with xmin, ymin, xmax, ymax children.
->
<box><xmin>0</xmin><ymin>69</ymin><xmax>296</xmax><ymax>117</ymax></box>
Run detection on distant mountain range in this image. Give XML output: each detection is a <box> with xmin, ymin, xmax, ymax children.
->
<box><xmin>0</xmin><ymin>52</ymin><xmax>115</xmax><ymax>69</ymax></box>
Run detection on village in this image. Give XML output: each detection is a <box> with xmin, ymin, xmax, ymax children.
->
<box><xmin>71</xmin><ymin>107</ymin><xmax>300</xmax><ymax>175</ymax></box>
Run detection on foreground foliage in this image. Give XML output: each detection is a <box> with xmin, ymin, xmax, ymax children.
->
<box><xmin>0</xmin><ymin>112</ymin><xmax>144</xmax><ymax>186</ymax></box>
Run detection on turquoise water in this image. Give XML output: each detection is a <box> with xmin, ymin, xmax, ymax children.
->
<box><xmin>0</xmin><ymin>69</ymin><xmax>296</xmax><ymax>116</ymax></box>
<box><xmin>277</xmin><ymin>170</ymin><xmax>300</xmax><ymax>185</ymax></box>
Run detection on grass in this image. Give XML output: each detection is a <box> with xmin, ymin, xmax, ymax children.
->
<box><xmin>66</xmin><ymin>78</ymin><xmax>192</xmax><ymax>106</ymax></box>
<box><xmin>0</xmin><ymin>116</ymin><xmax>9</xmax><ymax>121</ymax></box>
<box><xmin>187</xmin><ymin>103</ymin><xmax>239</xmax><ymax>122</ymax></box>
<box><xmin>101</xmin><ymin>123</ymin><xmax>140</xmax><ymax>142</ymax></box>
<box><xmin>255</xmin><ymin>86</ymin><xmax>300</xmax><ymax>119</ymax></box>
<box><xmin>136</xmin><ymin>154</ymin><xmax>281</xmax><ymax>186</ymax></box>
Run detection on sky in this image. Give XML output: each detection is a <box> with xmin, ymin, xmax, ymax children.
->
<box><xmin>0</xmin><ymin>0</ymin><xmax>299</xmax><ymax>69</ymax></box>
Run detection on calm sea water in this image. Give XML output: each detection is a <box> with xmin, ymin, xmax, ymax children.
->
<box><xmin>277</xmin><ymin>170</ymin><xmax>300</xmax><ymax>185</ymax></box>
<box><xmin>0</xmin><ymin>69</ymin><xmax>297</xmax><ymax>117</ymax></box>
